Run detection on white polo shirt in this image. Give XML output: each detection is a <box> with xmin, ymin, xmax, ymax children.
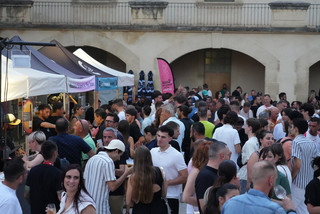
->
<box><xmin>151</xmin><ymin>145</ymin><xmax>187</xmax><ymax>199</ymax></box>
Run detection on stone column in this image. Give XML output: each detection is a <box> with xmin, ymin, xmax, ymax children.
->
<box><xmin>269</xmin><ymin>2</ymin><xmax>310</xmax><ymax>28</ymax></box>
<box><xmin>0</xmin><ymin>0</ymin><xmax>33</xmax><ymax>23</ymax></box>
<box><xmin>265</xmin><ymin>62</ymin><xmax>280</xmax><ymax>101</ymax></box>
<box><xmin>129</xmin><ymin>1</ymin><xmax>168</xmax><ymax>25</ymax></box>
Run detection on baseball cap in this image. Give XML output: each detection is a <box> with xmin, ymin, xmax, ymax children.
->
<box><xmin>104</xmin><ymin>139</ymin><xmax>125</xmax><ymax>152</ymax></box>
<box><xmin>5</xmin><ymin>114</ymin><xmax>21</xmax><ymax>126</ymax></box>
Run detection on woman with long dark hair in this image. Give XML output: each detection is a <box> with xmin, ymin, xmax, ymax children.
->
<box><xmin>203</xmin><ymin>160</ymin><xmax>240</xmax><ymax>214</ymax></box>
<box><xmin>204</xmin><ymin>183</ymin><xmax>239</xmax><ymax>214</ymax></box>
<box><xmin>118</xmin><ymin>120</ymin><xmax>135</xmax><ymax>158</ymax></box>
<box><xmin>125</xmin><ymin>146</ymin><xmax>168</xmax><ymax>214</ymax></box>
<box><xmin>246</xmin><ymin>130</ymin><xmax>274</xmax><ymax>192</ymax></box>
<box><xmin>56</xmin><ymin>164</ymin><xmax>95</xmax><ymax>214</ymax></box>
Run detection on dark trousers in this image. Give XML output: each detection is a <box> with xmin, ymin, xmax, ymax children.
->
<box><xmin>168</xmin><ymin>198</ymin><xmax>179</xmax><ymax>214</ymax></box>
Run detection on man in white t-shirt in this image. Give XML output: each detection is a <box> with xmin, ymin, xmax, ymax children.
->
<box><xmin>113</xmin><ymin>99</ymin><xmax>126</xmax><ymax>121</ymax></box>
<box><xmin>150</xmin><ymin>90</ymin><xmax>163</xmax><ymax>116</ymax></box>
<box><xmin>162</xmin><ymin>102</ymin><xmax>185</xmax><ymax>149</ymax></box>
<box><xmin>0</xmin><ymin>157</ymin><xmax>26</xmax><ymax>214</ymax></box>
<box><xmin>305</xmin><ymin>117</ymin><xmax>320</xmax><ymax>155</ymax></box>
<box><xmin>256</xmin><ymin>94</ymin><xmax>274</xmax><ymax>119</ymax></box>
<box><xmin>213</xmin><ymin>111</ymin><xmax>241</xmax><ymax>166</ymax></box>
<box><xmin>84</xmin><ymin>140</ymin><xmax>132</xmax><ymax>214</ymax></box>
<box><xmin>151</xmin><ymin>125</ymin><xmax>187</xmax><ymax>214</ymax></box>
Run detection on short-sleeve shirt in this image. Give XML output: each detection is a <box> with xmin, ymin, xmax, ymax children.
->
<box><xmin>84</xmin><ymin>151</ymin><xmax>116</xmax><ymax>214</ymax></box>
<box><xmin>195</xmin><ymin>165</ymin><xmax>218</xmax><ymax>213</ymax></box>
<box><xmin>305</xmin><ymin>178</ymin><xmax>320</xmax><ymax>206</ymax></box>
<box><xmin>32</xmin><ymin>116</ymin><xmax>52</xmax><ymax>139</ymax></box>
<box><xmin>49</xmin><ymin>133</ymin><xmax>92</xmax><ymax>166</ymax></box>
<box><xmin>82</xmin><ymin>134</ymin><xmax>97</xmax><ymax>164</ymax></box>
<box><xmin>129</xmin><ymin>121</ymin><xmax>142</xmax><ymax>143</ymax></box>
<box><xmin>273</xmin><ymin>171</ymin><xmax>291</xmax><ymax>200</ymax></box>
<box><xmin>26</xmin><ymin>164</ymin><xmax>62</xmax><ymax>214</ymax></box>
<box><xmin>212</xmin><ymin>124</ymin><xmax>240</xmax><ymax>164</ymax></box>
<box><xmin>291</xmin><ymin>134</ymin><xmax>318</xmax><ymax>189</ymax></box>
<box><xmin>47</xmin><ymin>115</ymin><xmax>62</xmax><ymax>136</ymax></box>
<box><xmin>163</xmin><ymin>117</ymin><xmax>186</xmax><ymax>149</ymax></box>
<box><xmin>0</xmin><ymin>181</ymin><xmax>22</xmax><ymax>214</ymax></box>
<box><xmin>110</xmin><ymin>149</ymin><xmax>129</xmax><ymax>196</ymax></box>
<box><xmin>151</xmin><ymin>146</ymin><xmax>187</xmax><ymax>199</ymax></box>
<box><xmin>200</xmin><ymin>121</ymin><xmax>215</xmax><ymax>138</ymax></box>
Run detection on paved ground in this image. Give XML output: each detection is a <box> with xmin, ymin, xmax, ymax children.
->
<box><xmin>124</xmin><ymin>200</ymin><xmax>187</xmax><ymax>213</ymax></box>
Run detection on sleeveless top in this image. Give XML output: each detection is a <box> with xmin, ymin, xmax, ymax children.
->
<box><xmin>132</xmin><ymin>167</ymin><xmax>168</xmax><ymax>214</ymax></box>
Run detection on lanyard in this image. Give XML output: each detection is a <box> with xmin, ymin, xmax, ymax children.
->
<box><xmin>42</xmin><ymin>161</ymin><xmax>53</xmax><ymax>166</ymax></box>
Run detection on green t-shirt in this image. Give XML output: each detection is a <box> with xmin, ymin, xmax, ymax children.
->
<box><xmin>273</xmin><ymin>170</ymin><xmax>291</xmax><ymax>200</ymax></box>
<box><xmin>81</xmin><ymin>134</ymin><xmax>96</xmax><ymax>166</ymax></box>
<box><xmin>200</xmin><ymin>120</ymin><xmax>215</xmax><ymax>138</ymax></box>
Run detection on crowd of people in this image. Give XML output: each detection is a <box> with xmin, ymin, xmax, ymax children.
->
<box><xmin>1</xmin><ymin>83</ymin><xmax>320</xmax><ymax>214</ymax></box>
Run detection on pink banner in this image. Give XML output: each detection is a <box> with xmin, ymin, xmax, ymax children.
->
<box><xmin>157</xmin><ymin>58</ymin><xmax>174</xmax><ymax>95</ymax></box>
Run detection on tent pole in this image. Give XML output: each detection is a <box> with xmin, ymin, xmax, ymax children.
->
<box><xmin>63</xmin><ymin>93</ymin><xmax>66</xmax><ymax>117</ymax></box>
<box><xmin>116</xmin><ymin>89</ymin><xmax>119</xmax><ymax>99</ymax></box>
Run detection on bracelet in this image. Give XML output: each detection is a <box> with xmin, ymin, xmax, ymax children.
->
<box><xmin>286</xmin><ymin>209</ymin><xmax>296</xmax><ymax>214</ymax></box>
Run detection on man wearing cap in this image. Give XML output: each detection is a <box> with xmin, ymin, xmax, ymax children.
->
<box><xmin>1</xmin><ymin>114</ymin><xmax>21</xmax><ymax>161</ymax></box>
<box><xmin>101</xmin><ymin>127</ymin><xmax>128</xmax><ymax>214</ymax></box>
<box><xmin>84</xmin><ymin>139</ymin><xmax>132</xmax><ymax>214</ymax></box>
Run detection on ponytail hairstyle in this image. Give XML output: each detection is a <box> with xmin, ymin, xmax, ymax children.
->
<box><xmin>213</xmin><ymin>160</ymin><xmax>237</xmax><ymax>188</ymax></box>
<box><xmin>204</xmin><ymin>183</ymin><xmax>238</xmax><ymax>214</ymax></box>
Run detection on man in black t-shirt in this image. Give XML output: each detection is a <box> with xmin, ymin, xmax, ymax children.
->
<box><xmin>125</xmin><ymin>107</ymin><xmax>144</xmax><ymax>145</ymax></box>
<box><xmin>195</xmin><ymin>141</ymin><xmax>231</xmax><ymax>214</ymax></box>
<box><xmin>26</xmin><ymin>141</ymin><xmax>62</xmax><ymax>214</ymax></box>
<box><xmin>46</xmin><ymin>102</ymin><xmax>64</xmax><ymax>136</ymax></box>
<box><xmin>33</xmin><ymin>104</ymin><xmax>55</xmax><ymax>139</ymax></box>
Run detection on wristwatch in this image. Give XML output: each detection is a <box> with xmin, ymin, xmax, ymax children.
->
<box><xmin>286</xmin><ymin>209</ymin><xmax>296</xmax><ymax>214</ymax></box>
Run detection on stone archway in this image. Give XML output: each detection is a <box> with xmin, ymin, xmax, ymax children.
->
<box><xmin>170</xmin><ymin>48</ymin><xmax>265</xmax><ymax>95</ymax></box>
<box><xmin>296</xmin><ymin>45</ymin><xmax>320</xmax><ymax>102</ymax></box>
<box><xmin>158</xmin><ymin>33</ymin><xmax>279</xmax><ymax>99</ymax></box>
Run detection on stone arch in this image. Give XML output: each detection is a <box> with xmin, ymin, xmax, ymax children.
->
<box><xmin>158</xmin><ymin>34</ymin><xmax>280</xmax><ymax>98</ymax></box>
<box><xmin>58</xmin><ymin>32</ymin><xmax>140</xmax><ymax>73</ymax></box>
<box><xmin>296</xmin><ymin>45</ymin><xmax>320</xmax><ymax>101</ymax></box>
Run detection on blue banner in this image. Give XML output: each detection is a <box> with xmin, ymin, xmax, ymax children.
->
<box><xmin>96</xmin><ymin>77</ymin><xmax>118</xmax><ymax>91</ymax></box>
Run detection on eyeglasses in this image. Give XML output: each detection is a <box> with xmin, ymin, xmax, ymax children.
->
<box><xmin>106</xmin><ymin>120</ymin><xmax>114</xmax><ymax>124</ymax></box>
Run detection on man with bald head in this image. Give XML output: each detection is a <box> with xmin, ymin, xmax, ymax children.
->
<box><xmin>74</xmin><ymin>119</ymin><xmax>96</xmax><ymax>166</ymax></box>
<box><xmin>222</xmin><ymin>161</ymin><xmax>296</xmax><ymax>214</ymax></box>
<box><xmin>49</xmin><ymin>118</ymin><xmax>95</xmax><ymax>166</ymax></box>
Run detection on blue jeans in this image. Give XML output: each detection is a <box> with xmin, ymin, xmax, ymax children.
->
<box><xmin>240</xmin><ymin>179</ymin><xmax>247</xmax><ymax>194</ymax></box>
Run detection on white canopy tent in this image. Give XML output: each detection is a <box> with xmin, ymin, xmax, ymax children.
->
<box><xmin>73</xmin><ymin>48</ymin><xmax>134</xmax><ymax>87</ymax></box>
<box><xmin>1</xmin><ymin>56</ymin><xmax>67</xmax><ymax>102</ymax></box>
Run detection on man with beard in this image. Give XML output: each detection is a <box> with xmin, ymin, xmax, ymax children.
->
<box><xmin>33</xmin><ymin>104</ymin><xmax>55</xmax><ymax>138</ymax></box>
<box><xmin>222</xmin><ymin>161</ymin><xmax>296</xmax><ymax>214</ymax></box>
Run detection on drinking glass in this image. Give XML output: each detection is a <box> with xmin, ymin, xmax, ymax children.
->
<box><xmin>47</xmin><ymin>203</ymin><xmax>56</xmax><ymax>214</ymax></box>
<box><xmin>274</xmin><ymin>185</ymin><xmax>287</xmax><ymax>199</ymax></box>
